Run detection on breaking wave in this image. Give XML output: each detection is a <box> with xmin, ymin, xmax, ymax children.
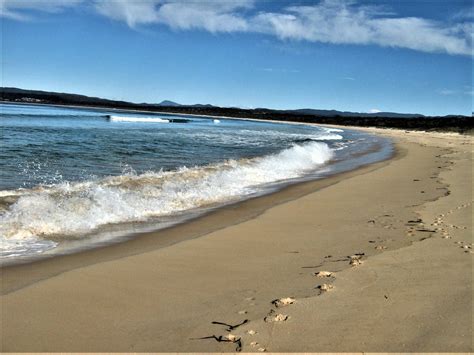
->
<box><xmin>108</xmin><ymin>115</ymin><xmax>170</xmax><ymax>123</ymax></box>
<box><xmin>0</xmin><ymin>141</ymin><xmax>333</xmax><ymax>257</ymax></box>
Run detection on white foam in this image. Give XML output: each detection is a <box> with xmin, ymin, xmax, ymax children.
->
<box><xmin>314</xmin><ymin>133</ymin><xmax>343</xmax><ymax>140</ymax></box>
<box><xmin>213</xmin><ymin>119</ymin><xmax>221</xmax><ymax>124</ymax></box>
<box><xmin>0</xmin><ymin>142</ymin><xmax>333</xmax><ymax>257</ymax></box>
<box><xmin>0</xmin><ymin>237</ymin><xmax>57</xmax><ymax>259</ymax></box>
<box><xmin>324</xmin><ymin>128</ymin><xmax>344</xmax><ymax>133</ymax></box>
<box><xmin>109</xmin><ymin>115</ymin><xmax>170</xmax><ymax>123</ymax></box>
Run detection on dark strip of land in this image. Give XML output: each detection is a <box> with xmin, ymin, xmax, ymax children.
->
<box><xmin>1</xmin><ymin>87</ymin><xmax>472</xmax><ymax>133</ymax></box>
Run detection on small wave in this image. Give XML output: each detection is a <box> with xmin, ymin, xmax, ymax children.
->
<box><xmin>292</xmin><ymin>134</ymin><xmax>343</xmax><ymax>143</ymax></box>
<box><xmin>313</xmin><ymin>133</ymin><xmax>343</xmax><ymax>140</ymax></box>
<box><xmin>324</xmin><ymin>128</ymin><xmax>344</xmax><ymax>133</ymax></box>
<box><xmin>0</xmin><ymin>142</ymin><xmax>333</xmax><ymax>256</ymax></box>
<box><xmin>108</xmin><ymin>115</ymin><xmax>170</xmax><ymax>123</ymax></box>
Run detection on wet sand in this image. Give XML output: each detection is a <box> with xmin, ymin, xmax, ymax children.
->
<box><xmin>1</xmin><ymin>127</ymin><xmax>472</xmax><ymax>352</ymax></box>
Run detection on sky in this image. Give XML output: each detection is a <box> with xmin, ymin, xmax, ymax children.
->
<box><xmin>1</xmin><ymin>0</ymin><xmax>473</xmax><ymax>116</ymax></box>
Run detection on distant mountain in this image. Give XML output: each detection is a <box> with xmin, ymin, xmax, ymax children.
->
<box><xmin>157</xmin><ymin>101</ymin><xmax>215</xmax><ymax>108</ymax></box>
<box><xmin>289</xmin><ymin>108</ymin><xmax>424</xmax><ymax>119</ymax></box>
<box><xmin>1</xmin><ymin>87</ymin><xmax>471</xmax><ymax>133</ymax></box>
<box><xmin>0</xmin><ymin>87</ymin><xmax>416</xmax><ymax>117</ymax></box>
<box><xmin>157</xmin><ymin>100</ymin><xmax>181</xmax><ymax>107</ymax></box>
<box><xmin>0</xmin><ymin>87</ymin><xmax>209</xmax><ymax>109</ymax></box>
<box><xmin>192</xmin><ymin>103</ymin><xmax>215</xmax><ymax>108</ymax></box>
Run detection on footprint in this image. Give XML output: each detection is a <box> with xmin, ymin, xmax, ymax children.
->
<box><xmin>237</xmin><ymin>310</ymin><xmax>247</xmax><ymax>315</ymax></box>
<box><xmin>246</xmin><ymin>330</ymin><xmax>257</xmax><ymax>335</ymax></box>
<box><xmin>313</xmin><ymin>271</ymin><xmax>333</xmax><ymax>277</ymax></box>
<box><xmin>272</xmin><ymin>297</ymin><xmax>295</xmax><ymax>307</ymax></box>
<box><xmin>264</xmin><ymin>313</ymin><xmax>289</xmax><ymax>322</ymax></box>
<box><xmin>349</xmin><ymin>254</ymin><xmax>364</xmax><ymax>266</ymax></box>
<box><xmin>317</xmin><ymin>283</ymin><xmax>334</xmax><ymax>292</ymax></box>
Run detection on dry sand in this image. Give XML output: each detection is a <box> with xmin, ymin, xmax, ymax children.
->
<box><xmin>1</xmin><ymin>127</ymin><xmax>472</xmax><ymax>352</ymax></box>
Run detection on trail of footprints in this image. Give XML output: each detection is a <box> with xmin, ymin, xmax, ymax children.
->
<box><xmin>240</xmin><ymin>254</ymin><xmax>364</xmax><ymax>352</ymax></box>
<box><xmin>405</xmin><ymin>201</ymin><xmax>473</xmax><ymax>254</ymax></box>
<box><xmin>192</xmin><ymin>256</ymin><xmax>360</xmax><ymax>352</ymax></box>
<box><xmin>196</xmin><ymin>202</ymin><xmax>472</xmax><ymax>352</ymax></box>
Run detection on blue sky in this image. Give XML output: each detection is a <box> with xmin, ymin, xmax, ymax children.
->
<box><xmin>1</xmin><ymin>0</ymin><xmax>472</xmax><ymax>115</ymax></box>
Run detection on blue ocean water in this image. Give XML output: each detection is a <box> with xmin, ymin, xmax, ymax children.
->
<box><xmin>0</xmin><ymin>103</ymin><xmax>392</xmax><ymax>261</ymax></box>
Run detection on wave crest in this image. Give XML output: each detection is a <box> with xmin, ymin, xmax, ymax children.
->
<box><xmin>108</xmin><ymin>115</ymin><xmax>170</xmax><ymax>123</ymax></box>
<box><xmin>0</xmin><ymin>142</ymin><xmax>333</xmax><ymax>247</ymax></box>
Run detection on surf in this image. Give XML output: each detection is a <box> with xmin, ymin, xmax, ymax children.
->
<box><xmin>0</xmin><ymin>141</ymin><xmax>333</xmax><ymax>258</ymax></box>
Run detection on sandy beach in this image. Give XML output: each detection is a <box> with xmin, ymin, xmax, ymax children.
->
<box><xmin>1</xmin><ymin>127</ymin><xmax>472</xmax><ymax>352</ymax></box>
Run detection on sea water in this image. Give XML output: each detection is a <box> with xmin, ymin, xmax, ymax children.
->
<box><xmin>0</xmin><ymin>102</ymin><xmax>393</xmax><ymax>262</ymax></box>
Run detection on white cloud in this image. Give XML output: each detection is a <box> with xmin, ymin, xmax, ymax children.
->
<box><xmin>438</xmin><ymin>89</ymin><xmax>456</xmax><ymax>95</ymax></box>
<box><xmin>439</xmin><ymin>88</ymin><xmax>474</xmax><ymax>96</ymax></box>
<box><xmin>252</xmin><ymin>1</ymin><xmax>472</xmax><ymax>56</ymax></box>
<box><xmin>0</xmin><ymin>0</ymin><xmax>82</xmax><ymax>20</ymax></box>
<box><xmin>2</xmin><ymin>0</ymin><xmax>473</xmax><ymax>56</ymax></box>
<box><xmin>94</xmin><ymin>0</ymin><xmax>159</xmax><ymax>27</ymax></box>
<box><xmin>260</xmin><ymin>67</ymin><xmax>300</xmax><ymax>73</ymax></box>
<box><xmin>94</xmin><ymin>0</ymin><xmax>252</xmax><ymax>31</ymax></box>
<box><xmin>368</xmin><ymin>108</ymin><xmax>382</xmax><ymax>113</ymax></box>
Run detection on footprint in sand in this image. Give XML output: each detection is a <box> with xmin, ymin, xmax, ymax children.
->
<box><xmin>313</xmin><ymin>271</ymin><xmax>333</xmax><ymax>278</ymax></box>
<box><xmin>272</xmin><ymin>297</ymin><xmax>296</xmax><ymax>308</ymax></box>
<box><xmin>317</xmin><ymin>283</ymin><xmax>334</xmax><ymax>292</ymax></box>
<box><xmin>237</xmin><ymin>310</ymin><xmax>247</xmax><ymax>315</ymax></box>
<box><xmin>349</xmin><ymin>254</ymin><xmax>364</xmax><ymax>266</ymax></box>
<box><xmin>264</xmin><ymin>313</ymin><xmax>289</xmax><ymax>323</ymax></box>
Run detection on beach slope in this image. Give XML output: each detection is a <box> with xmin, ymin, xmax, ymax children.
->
<box><xmin>1</xmin><ymin>128</ymin><xmax>472</xmax><ymax>352</ymax></box>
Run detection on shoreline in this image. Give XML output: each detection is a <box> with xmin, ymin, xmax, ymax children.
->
<box><xmin>2</xmin><ymin>101</ymin><xmax>471</xmax><ymax>133</ymax></box>
<box><xmin>1</xmin><ymin>126</ymin><xmax>472</xmax><ymax>352</ymax></box>
<box><xmin>0</xmin><ymin>113</ymin><xmax>392</xmax><ymax>266</ymax></box>
<box><xmin>1</xmin><ymin>138</ymin><xmax>395</xmax><ymax>293</ymax></box>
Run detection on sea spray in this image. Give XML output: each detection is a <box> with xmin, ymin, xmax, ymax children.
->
<box><xmin>0</xmin><ymin>142</ymin><xmax>333</xmax><ymax>255</ymax></box>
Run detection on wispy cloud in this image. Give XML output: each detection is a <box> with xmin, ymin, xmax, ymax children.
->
<box><xmin>260</xmin><ymin>67</ymin><xmax>300</xmax><ymax>73</ymax></box>
<box><xmin>0</xmin><ymin>0</ymin><xmax>82</xmax><ymax>20</ymax></box>
<box><xmin>438</xmin><ymin>89</ymin><xmax>456</xmax><ymax>95</ymax></box>
<box><xmin>94</xmin><ymin>0</ymin><xmax>252</xmax><ymax>31</ymax></box>
<box><xmin>2</xmin><ymin>0</ymin><xmax>473</xmax><ymax>56</ymax></box>
<box><xmin>438</xmin><ymin>88</ymin><xmax>474</xmax><ymax>96</ymax></box>
<box><xmin>251</xmin><ymin>1</ymin><xmax>472</xmax><ymax>56</ymax></box>
<box><xmin>450</xmin><ymin>8</ymin><xmax>474</xmax><ymax>21</ymax></box>
<box><xmin>343</xmin><ymin>77</ymin><xmax>356</xmax><ymax>81</ymax></box>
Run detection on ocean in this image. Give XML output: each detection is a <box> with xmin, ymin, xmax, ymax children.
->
<box><xmin>0</xmin><ymin>102</ymin><xmax>393</xmax><ymax>263</ymax></box>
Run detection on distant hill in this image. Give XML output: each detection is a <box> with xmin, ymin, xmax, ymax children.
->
<box><xmin>289</xmin><ymin>108</ymin><xmax>424</xmax><ymax>119</ymax></box>
<box><xmin>1</xmin><ymin>87</ymin><xmax>471</xmax><ymax>133</ymax></box>
<box><xmin>157</xmin><ymin>100</ymin><xmax>214</xmax><ymax>108</ymax></box>
<box><xmin>157</xmin><ymin>100</ymin><xmax>181</xmax><ymax>107</ymax></box>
